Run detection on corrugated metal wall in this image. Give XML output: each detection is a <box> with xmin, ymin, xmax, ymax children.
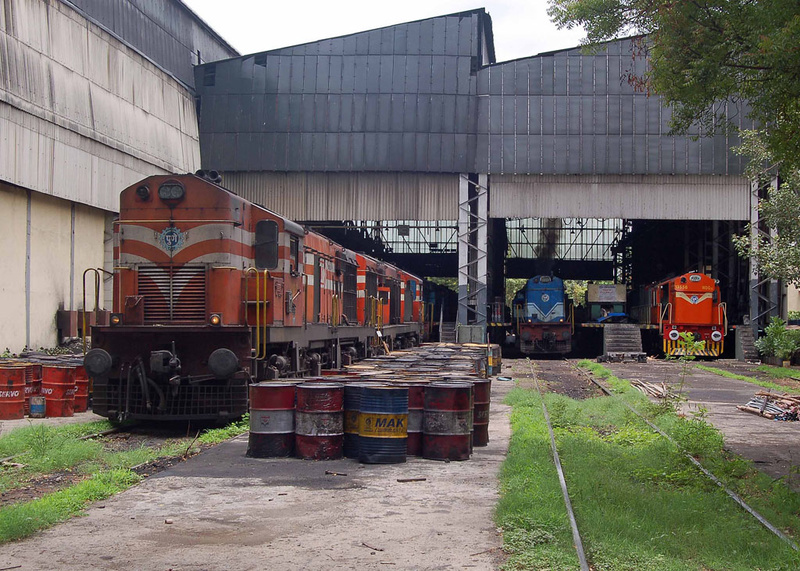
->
<box><xmin>0</xmin><ymin>0</ymin><xmax>202</xmax><ymax>211</ymax></box>
<box><xmin>475</xmin><ymin>40</ymin><xmax>749</xmax><ymax>175</ymax></box>
<box><xmin>223</xmin><ymin>172</ymin><xmax>458</xmax><ymax>221</ymax></box>
<box><xmin>66</xmin><ymin>0</ymin><xmax>238</xmax><ymax>87</ymax></box>
<box><xmin>195</xmin><ymin>9</ymin><xmax>491</xmax><ymax>173</ymax></box>
<box><xmin>490</xmin><ymin>174</ymin><xmax>750</xmax><ymax>220</ymax></box>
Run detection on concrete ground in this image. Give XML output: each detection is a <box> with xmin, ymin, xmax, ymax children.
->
<box><xmin>0</xmin><ymin>378</ymin><xmax>513</xmax><ymax>571</ymax></box>
<box><xmin>605</xmin><ymin>359</ymin><xmax>800</xmax><ymax>490</ymax></box>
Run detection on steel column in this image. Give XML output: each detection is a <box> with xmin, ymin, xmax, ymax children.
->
<box><xmin>457</xmin><ymin>174</ymin><xmax>488</xmax><ymax>326</ymax></box>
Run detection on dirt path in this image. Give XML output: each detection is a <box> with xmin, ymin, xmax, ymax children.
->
<box><xmin>0</xmin><ymin>379</ymin><xmax>513</xmax><ymax>571</ymax></box>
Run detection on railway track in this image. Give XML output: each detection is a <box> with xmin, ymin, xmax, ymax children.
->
<box><xmin>507</xmin><ymin>356</ymin><xmax>799</xmax><ymax>568</ymax></box>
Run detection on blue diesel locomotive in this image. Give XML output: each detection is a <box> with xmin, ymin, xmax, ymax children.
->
<box><xmin>512</xmin><ymin>275</ymin><xmax>573</xmax><ymax>355</ymax></box>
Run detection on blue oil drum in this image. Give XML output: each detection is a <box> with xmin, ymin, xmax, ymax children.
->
<box><xmin>358</xmin><ymin>386</ymin><xmax>408</xmax><ymax>464</ymax></box>
<box><xmin>343</xmin><ymin>382</ymin><xmax>385</xmax><ymax>459</ymax></box>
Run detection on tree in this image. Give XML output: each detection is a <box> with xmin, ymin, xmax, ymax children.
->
<box><xmin>548</xmin><ymin>0</ymin><xmax>800</xmax><ymax>280</ymax></box>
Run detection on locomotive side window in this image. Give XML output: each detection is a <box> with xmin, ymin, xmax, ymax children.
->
<box><xmin>255</xmin><ymin>220</ymin><xmax>279</xmax><ymax>269</ymax></box>
<box><xmin>290</xmin><ymin>236</ymin><xmax>300</xmax><ymax>275</ymax></box>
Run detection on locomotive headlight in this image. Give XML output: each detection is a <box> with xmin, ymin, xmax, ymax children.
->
<box><xmin>711</xmin><ymin>330</ymin><xmax>723</xmax><ymax>342</ymax></box>
<box><xmin>209</xmin><ymin>313</ymin><xmax>222</xmax><ymax>326</ymax></box>
<box><xmin>110</xmin><ymin>313</ymin><xmax>123</xmax><ymax>326</ymax></box>
<box><xmin>158</xmin><ymin>182</ymin><xmax>185</xmax><ymax>201</ymax></box>
<box><xmin>668</xmin><ymin>329</ymin><xmax>681</xmax><ymax>341</ymax></box>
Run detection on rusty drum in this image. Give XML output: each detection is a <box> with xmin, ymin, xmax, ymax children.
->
<box><xmin>422</xmin><ymin>381</ymin><xmax>472</xmax><ymax>461</ymax></box>
<box><xmin>0</xmin><ymin>366</ymin><xmax>25</xmax><ymax>420</ymax></box>
<box><xmin>247</xmin><ymin>382</ymin><xmax>297</xmax><ymax>458</ymax></box>
<box><xmin>295</xmin><ymin>382</ymin><xmax>344</xmax><ymax>460</ymax></box>
<box><xmin>73</xmin><ymin>365</ymin><xmax>90</xmax><ymax>413</ymax></box>
<box><xmin>472</xmin><ymin>379</ymin><xmax>491</xmax><ymax>446</ymax></box>
<box><xmin>41</xmin><ymin>366</ymin><xmax>76</xmax><ymax>417</ymax></box>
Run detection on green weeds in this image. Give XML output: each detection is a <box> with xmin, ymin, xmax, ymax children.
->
<box><xmin>498</xmin><ymin>368</ymin><xmax>800</xmax><ymax>570</ymax></box>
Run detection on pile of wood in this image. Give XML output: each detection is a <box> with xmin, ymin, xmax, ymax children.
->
<box><xmin>737</xmin><ymin>391</ymin><xmax>800</xmax><ymax>420</ymax></box>
<box><xmin>629</xmin><ymin>378</ymin><xmax>670</xmax><ymax>398</ymax></box>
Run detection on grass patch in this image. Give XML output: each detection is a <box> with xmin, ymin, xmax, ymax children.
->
<box><xmin>0</xmin><ymin>469</ymin><xmax>140</xmax><ymax>543</ymax></box>
<box><xmin>694</xmin><ymin>364</ymin><xmax>793</xmax><ymax>391</ymax></box>
<box><xmin>755</xmin><ymin>365</ymin><xmax>800</xmax><ymax>382</ymax></box>
<box><xmin>498</xmin><ymin>380</ymin><xmax>800</xmax><ymax>570</ymax></box>
<box><xmin>197</xmin><ymin>413</ymin><xmax>249</xmax><ymax>445</ymax></box>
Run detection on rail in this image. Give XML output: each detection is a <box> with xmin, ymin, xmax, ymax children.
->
<box><xmin>570</xmin><ymin>361</ymin><xmax>798</xmax><ymax>552</ymax></box>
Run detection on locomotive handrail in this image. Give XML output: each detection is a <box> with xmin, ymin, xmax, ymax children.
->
<box><xmin>81</xmin><ymin>268</ymin><xmax>102</xmax><ymax>355</ymax></box>
<box><xmin>114</xmin><ymin>219</ymin><xmax>236</xmax><ymax>224</ymax></box>
<box><xmin>659</xmin><ymin>302</ymin><xmax>672</xmax><ymax>335</ymax></box>
<box><xmin>244</xmin><ymin>268</ymin><xmax>260</xmax><ymax>359</ymax></box>
<box><xmin>719</xmin><ymin>302</ymin><xmax>728</xmax><ymax>331</ymax></box>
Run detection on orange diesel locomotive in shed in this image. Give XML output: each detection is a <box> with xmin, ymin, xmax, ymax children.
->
<box><xmin>646</xmin><ymin>272</ymin><xmax>728</xmax><ymax>357</ymax></box>
<box><xmin>84</xmin><ymin>172</ymin><xmax>423</xmax><ymax>421</ymax></box>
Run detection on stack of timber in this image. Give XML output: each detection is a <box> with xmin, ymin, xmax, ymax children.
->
<box><xmin>737</xmin><ymin>391</ymin><xmax>800</xmax><ymax>420</ymax></box>
<box><xmin>629</xmin><ymin>378</ymin><xmax>669</xmax><ymax>398</ymax></box>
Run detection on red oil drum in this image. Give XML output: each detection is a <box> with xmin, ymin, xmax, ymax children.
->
<box><xmin>402</xmin><ymin>383</ymin><xmax>426</xmax><ymax>456</ymax></box>
<box><xmin>247</xmin><ymin>382</ymin><xmax>297</xmax><ymax>458</ymax></box>
<box><xmin>295</xmin><ymin>382</ymin><xmax>344</xmax><ymax>460</ymax></box>
<box><xmin>0</xmin><ymin>366</ymin><xmax>25</xmax><ymax>420</ymax></box>
<box><xmin>422</xmin><ymin>381</ymin><xmax>472</xmax><ymax>461</ymax></box>
<box><xmin>73</xmin><ymin>365</ymin><xmax>90</xmax><ymax>413</ymax></box>
<box><xmin>41</xmin><ymin>366</ymin><xmax>76</xmax><ymax>417</ymax></box>
<box><xmin>472</xmin><ymin>379</ymin><xmax>491</xmax><ymax>446</ymax></box>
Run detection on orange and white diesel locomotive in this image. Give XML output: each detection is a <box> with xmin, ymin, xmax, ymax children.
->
<box><xmin>642</xmin><ymin>272</ymin><xmax>728</xmax><ymax>357</ymax></box>
<box><xmin>84</xmin><ymin>172</ymin><xmax>424</xmax><ymax>421</ymax></box>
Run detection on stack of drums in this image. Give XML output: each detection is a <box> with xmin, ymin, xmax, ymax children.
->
<box><xmin>295</xmin><ymin>382</ymin><xmax>344</xmax><ymax>460</ymax></box>
<box><xmin>73</xmin><ymin>365</ymin><xmax>90</xmax><ymax>413</ymax></box>
<box><xmin>472</xmin><ymin>379</ymin><xmax>491</xmax><ymax>446</ymax></box>
<box><xmin>358</xmin><ymin>385</ymin><xmax>408</xmax><ymax>464</ymax></box>
<box><xmin>247</xmin><ymin>382</ymin><xmax>297</xmax><ymax>458</ymax></box>
<box><xmin>343</xmin><ymin>382</ymin><xmax>383</xmax><ymax>459</ymax></box>
<box><xmin>0</xmin><ymin>365</ymin><xmax>25</xmax><ymax>420</ymax></box>
<box><xmin>422</xmin><ymin>381</ymin><xmax>472</xmax><ymax>461</ymax></box>
<box><xmin>41</xmin><ymin>365</ymin><xmax>76</xmax><ymax>417</ymax></box>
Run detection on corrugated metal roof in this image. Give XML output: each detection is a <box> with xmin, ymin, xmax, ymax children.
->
<box><xmin>475</xmin><ymin>39</ymin><xmax>750</xmax><ymax>175</ymax></box>
<box><xmin>195</xmin><ymin>10</ymin><xmax>491</xmax><ymax>173</ymax></box>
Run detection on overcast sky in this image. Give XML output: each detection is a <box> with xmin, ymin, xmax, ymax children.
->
<box><xmin>182</xmin><ymin>1</ymin><xmax>587</xmax><ymax>63</ymax></box>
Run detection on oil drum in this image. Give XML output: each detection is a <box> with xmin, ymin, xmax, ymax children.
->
<box><xmin>358</xmin><ymin>385</ymin><xmax>408</xmax><ymax>464</ymax></box>
<box><xmin>247</xmin><ymin>382</ymin><xmax>297</xmax><ymax>458</ymax></box>
<box><xmin>295</xmin><ymin>382</ymin><xmax>344</xmax><ymax>460</ymax></box>
<box><xmin>402</xmin><ymin>383</ymin><xmax>426</xmax><ymax>456</ymax></box>
<box><xmin>73</xmin><ymin>365</ymin><xmax>90</xmax><ymax>413</ymax></box>
<box><xmin>0</xmin><ymin>366</ymin><xmax>25</xmax><ymax>420</ymax></box>
<box><xmin>472</xmin><ymin>379</ymin><xmax>491</xmax><ymax>446</ymax></box>
<box><xmin>422</xmin><ymin>381</ymin><xmax>472</xmax><ymax>461</ymax></box>
<box><xmin>41</xmin><ymin>365</ymin><xmax>76</xmax><ymax>417</ymax></box>
<box><xmin>343</xmin><ymin>382</ymin><xmax>384</xmax><ymax>459</ymax></box>
<box><xmin>20</xmin><ymin>362</ymin><xmax>41</xmax><ymax>416</ymax></box>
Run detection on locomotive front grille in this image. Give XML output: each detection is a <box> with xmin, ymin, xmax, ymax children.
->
<box><xmin>138</xmin><ymin>265</ymin><xmax>206</xmax><ymax>323</ymax></box>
